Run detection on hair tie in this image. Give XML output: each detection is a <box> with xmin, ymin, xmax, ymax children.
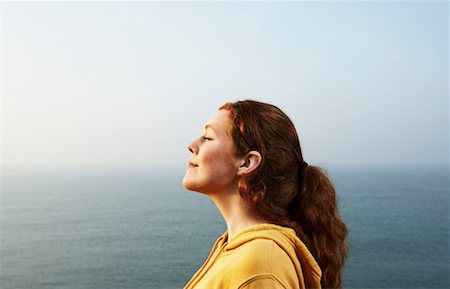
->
<box><xmin>289</xmin><ymin>161</ymin><xmax>309</xmax><ymax>208</ymax></box>
<box><xmin>297</xmin><ymin>161</ymin><xmax>308</xmax><ymax>181</ymax></box>
<box><xmin>302</xmin><ymin>161</ymin><xmax>308</xmax><ymax>170</ymax></box>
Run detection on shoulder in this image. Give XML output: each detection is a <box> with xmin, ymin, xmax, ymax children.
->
<box><xmin>232</xmin><ymin>238</ymin><xmax>295</xmax><ymax>271</ymax></box>
<box><xmin>237</xmin><ymin>274</ymin><xmax>287</xmax><ymax>289</ymax></box>
<box><xmin>224</xmin><ymin>239</ymin><xmax>298</xmax><ymax>287</ymax></box>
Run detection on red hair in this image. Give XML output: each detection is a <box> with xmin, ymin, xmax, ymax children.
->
<box><xmin>220</xmin><ymin>100</ymin><xmax>348</xmax><ymax>289</ymax></box>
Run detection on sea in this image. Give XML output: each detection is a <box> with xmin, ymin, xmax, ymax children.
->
<box><xmin>1</xmin><ymin>166</ymin><xmax>449</xmax><ymax>289</ymax></box>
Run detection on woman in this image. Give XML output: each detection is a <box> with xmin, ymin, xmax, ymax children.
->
<box><xmin>183</xmin><ymin>100</ymin><xmax>348</xmax><ymax>289</ymax></box>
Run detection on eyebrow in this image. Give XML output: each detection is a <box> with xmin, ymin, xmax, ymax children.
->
<box><xmin>204</xmin><ymin>124</ymin><xmax>215</xmax><ymax>131</ymax></box>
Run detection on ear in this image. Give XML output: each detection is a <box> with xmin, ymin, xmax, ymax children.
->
<box><xmin>237</xmin><ymin>150</ymin><xmax>262</xmax><ymax>176</ymax></box>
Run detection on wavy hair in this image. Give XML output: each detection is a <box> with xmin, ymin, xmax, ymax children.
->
<box><xmin>220</xmin><ymin>100</ymin><xmax>348</xmax><ymax>289</ymax></box>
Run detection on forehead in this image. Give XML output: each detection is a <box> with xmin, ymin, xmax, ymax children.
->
<box><xmin>205</xmin><ymin>109</ymin><xmax>232</xmax><ymax>133</ymax></box>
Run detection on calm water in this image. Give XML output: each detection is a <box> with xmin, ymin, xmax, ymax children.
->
<box><xmin>1</xmin><ymin>166</ymin><xmax>449</xmax><ymax>289</ymax></box>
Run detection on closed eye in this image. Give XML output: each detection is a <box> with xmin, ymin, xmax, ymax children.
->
<box><xmin>202</xmin><ymin>136</ymin><xmax>213</xmax><ymax>141</ymax></box>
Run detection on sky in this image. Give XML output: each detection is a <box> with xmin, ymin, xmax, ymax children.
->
<box><xmin>2</xmin><ymin>1</ymin><xmax>448</xmax><ymax>169</ymax></box>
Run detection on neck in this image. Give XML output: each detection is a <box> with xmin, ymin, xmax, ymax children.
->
<box><xmin>209</xmin><ymin>191</ymin><xmax>267</xmax><ymax>241</ymax></box>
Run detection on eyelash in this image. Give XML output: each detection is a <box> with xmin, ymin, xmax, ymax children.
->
<box><xmin>202</xmin><ymin>136</ymin><xmax>212</xmax><ymax>141</ymax></box>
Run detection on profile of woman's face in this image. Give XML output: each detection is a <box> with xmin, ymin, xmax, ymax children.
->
<box><xmin>183</xmin><ymin>109</ymin><xmax>241</xmax><ymax>195</ymax></box>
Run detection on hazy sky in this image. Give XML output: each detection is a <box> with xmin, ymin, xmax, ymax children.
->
<box><xmin>2</xmin><ymin>1</ymin><xmax>448</xmax><ymax>169</ymax></box>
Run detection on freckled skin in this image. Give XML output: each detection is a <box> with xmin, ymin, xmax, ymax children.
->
<box><xmin>183</xmin><ymin>110</ymin><xmax>240</xmax><ymax>196</ymax></box>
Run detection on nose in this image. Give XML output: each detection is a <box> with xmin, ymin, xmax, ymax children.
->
<box><xmin>187</xmin><ymin>139</ymin><xmax>199</xmax><ymax>155</ymax></box>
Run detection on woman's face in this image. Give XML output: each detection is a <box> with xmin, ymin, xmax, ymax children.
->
<box><xmin>183</xmin><ymin>109</ymin><xmax>241</xmax><ymax>195</ymax></box>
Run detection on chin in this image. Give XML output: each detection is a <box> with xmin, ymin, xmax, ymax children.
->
<box><xmin>182</xmin><ymin>175</ymin><xmax>197</xmax><ymax>191</ymax></box>
<box><xmin>183</xmin><ymin>176</ymin><xmax>208</xmax><ymax>194</ymax></box>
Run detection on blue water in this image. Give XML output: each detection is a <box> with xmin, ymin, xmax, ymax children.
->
<box><xmin>1</xmin><ymin>166</ymin><xmax>448</xmax><ymax>289</ymax></box>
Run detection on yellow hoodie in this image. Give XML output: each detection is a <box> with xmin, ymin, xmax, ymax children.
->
<box><xmin>184</xmin><ymin>224</ymin><xmax>322</xmax><ymax>289</ymax></box>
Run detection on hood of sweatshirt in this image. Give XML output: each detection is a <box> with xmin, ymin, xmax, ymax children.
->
<box><xmin>220</xmin><ymin>223</ymin><xmax>322</xmax><ymax>288</ymax></box>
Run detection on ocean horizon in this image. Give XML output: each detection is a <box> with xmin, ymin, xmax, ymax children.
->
<box><xmin>1</xmin><ymin>165</ymin><xmax>449</xmax><ymax>289</ymax></box>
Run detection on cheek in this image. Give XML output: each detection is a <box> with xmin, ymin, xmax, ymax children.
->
<box><xmin>183</xmin><ymin>146</ymin><xmax>238</xmax><ymax>193</ymax></box>
<box><xmin>204</xmin><ymin>145</ymin><xmax>234</xmax><ymax>166</ymax></box>
<box><xmin>202</xmin><ymin>147</ymin><xmax>236</xmax><ymax>176</ymax></box>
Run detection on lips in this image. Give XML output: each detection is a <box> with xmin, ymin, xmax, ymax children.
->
<box><xmin>188</xmin><ymin>161</ymin><xmax>198</xmax><ymax>168</ymax></box>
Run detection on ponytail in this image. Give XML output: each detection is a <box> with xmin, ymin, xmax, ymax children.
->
<box><xmin>291</xmin><ymin>165</ymin><xmax>348</xmax><ymax>289</ymax></box>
